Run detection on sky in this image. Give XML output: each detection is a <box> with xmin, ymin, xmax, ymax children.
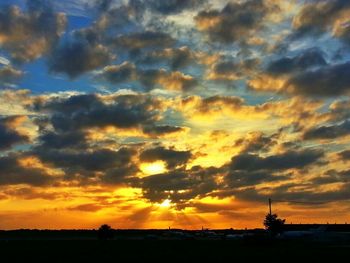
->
<box><xmin>0</xmin><ymin>0</ymin><xmax>350</xmax><ymax>230</ymax></box>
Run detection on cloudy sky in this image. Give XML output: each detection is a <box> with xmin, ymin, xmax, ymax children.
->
<box><xmin>0</xmin><ymin>0</ymin><xmax>350</xmax><ymax>229</ymax></box>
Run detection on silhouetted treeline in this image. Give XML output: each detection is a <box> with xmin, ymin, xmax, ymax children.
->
<box><xmin>282</xmin><ymin>224</ymin><xmax>350</xmax><ymax>232</ymax></box>
<box><xmin>1</xmin><ymin>224</ymin><xmax>349</xmax><ymax>241</ymax></box>
<box><xmin>0</xmin><ymin>228</ymin><xmax>265</xmax><ymax>240</ymax></box>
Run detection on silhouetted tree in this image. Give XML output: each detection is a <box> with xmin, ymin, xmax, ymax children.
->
<box><xmin>264</xmin><ymin>213</ymin><xmax>285</xmax><ymax>235</ymax></box>
<box><xmin>98</xmin><ymin>224</ymin><xmax>114</xmax><ymax>240</ymax></box>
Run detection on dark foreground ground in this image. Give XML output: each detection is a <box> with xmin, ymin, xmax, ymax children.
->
<box><xmin>1</xmin><ymin>239</ymin><xmax>350</xmax><ymax>262</ymax></box>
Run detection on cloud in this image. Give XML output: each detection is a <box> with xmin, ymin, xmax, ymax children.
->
<box><xmin>195</xmin><ymin>0</ymin><xmax>279</xmax><ymax>43</ymax></box>
<box><xmin>34</xmin><ymin>148</ymin><xmax>129</xmax><ymax>172</ymax></box>
<box><xmin>37</xmin><ymin>130</ymin><xmax>88</xmax><ymax>149</ymax></box>
<box><xmin>96</xmin><ymin>62</ymin><xmax>136</xmax><ymax>84</ymax></box>
<box><xmin>146</xmin><ymin>0</ymin><xmax>206</xmax><ymax>15</ymax></box>
<box><xmin>286</xmin><ymin>62</ymin><xmax>350</xmax><ymax>97</ymax></box>
<box><xmin>139</xmin><ymin>166</ymin><xmax>219</xmax><ymax>203</ymax></box>
<box><xmin>0</xmin><ymin>66</ymin><xmax>23</xmax><ymax>86</ymax></box>
<box><xmin>31</xmin><ymin>146</ymin><xmax>137</xmax><ymax>184</ymax></box>
<box><xmin>138</xmin><ymin>46</ymin><xmax>196</xmax><ymax>70</ymax></box>
<box><xmin>112</xmin><ymin>31</ymin><xmax>174</xmax><ymax>51</ymax></box>
<box><xmin>0</xmin><ymin>154</ymin><xmax>53</xmax><ymax>186</ymax></box>
<box><xmin>0</xmin><ymin>56</ymin><xmax>10</xmax><ymax>65</ymax></box>
<box><xmin>178</xmin><ymin>95</ymin><xmax>249</xmax><ymax>119</ymax></box>
<box><xmin>1</xmin><ymin>186</ymin><xmax>61</xmax><ymax>200</ymax></box>
<box><xmin>310</xmin><ymin>169</ymin><xmax>350</xmax><ymax>185</ymax></box>
<box><xmin>33</xmin><ymin>93</ymin><xmax>166</xmax><ymax>133</ymax></box>
<box><xmin>234</xmin><ymin>131</ymin><xmax>278</xmax><ymax>153</ymax></box>
<box><xmin>249</xmin><ymin>49</ymin><xmax>350</xmax><ymax>97</ymax></box>
<box><xmin>142</xmin><ymin>125</ymin><xmax>187</xmax><ymax>138</ymax></box>
<box><xmin>49</xmin><ymin>38</ymin><xmax>113</xmax><ymax>78</ymax></box>
<box><xmin>0</xmin><ymin>1</ymin><xmax>67</xmax><ymax>62</ymax></box>
<box><xmin>139</xmin><ymin>146</ymin><xmax>192</xmax><ymax>169</ymax></box>
<box><xmin>292</xmin><ymin>0</ymin><xmax>350</xmax><ymax>45</ymax></box>
<box><xmin>266</xmin><ymin>48</ymin><xmax>327</xmax><ymax>75</ymax></box>
<box><xmin>0</xmin><ymin>89</ymin><xmax>35</xmax><ymax>118</ymax></box>
<box><xmin>225</xmin><ymin>170</ymin><xmax>289</xmax><ymax>188</ymax></box>
<box><xmin>207</xmin><ymin>58</ymin><xmax>260</xmax><ymax>81</ymax></box>
<box><xmin>0</xmin><ymin>116</ymin><xmax>29</xmax><ymax>150</ymax></box>
<box><xmin>228</xmin><ymin>181</ymin><xmax>350</xmax><ymax>204</ymax></box>
<box><xmin>68</xmin><ymin>203</ymin><xmax>104</xmax><ymax>212</ymax></box>
<box><xmin>230</xmin><ymin>149</ymin><xmax>324</xmax><ymax>171</ymax></box>
<box><xmin>303</xmin><ymin>120</ymin><xmax>350</xmax><ymax>140</ymax></box>
<box><xmin>96</xmin><ymin>64</ymin><xmax>197</xmax><ymax>91</ymax></box>
<box><xmin>338</xmin><ymin>150</ymin><xmax>350</xmax><ymax>161</ymax></box>
<box><xmin>139</xmin><ymin>69</ymin><xmax>197</xmax><ymax>91</ymax></box>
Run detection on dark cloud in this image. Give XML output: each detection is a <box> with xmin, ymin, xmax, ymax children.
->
<box><xmin>138</xmin><ymin>46</ymin><xmax>195</xmax><ymax>70</ymax></box>
<box><xmin>326</xmin><ymin>100</ymin><xmax>350</xmax><ymax>123</ymax></box>
<box><xmin>286</xmin><ymin>62</ymin><xmax>350</xmax><ymax>97</ymax></box>
<box><xmin>96</xmin><ymin>62</ymin><xmax>136</xmax><ymax>84</ymax></box>
<box><xmin>303</xmin><ymin>120</ymin><xmax>350</xmax><ymax>140</ymax></box>
<box><xmin>142</xmin><ymin>125</ymin><xmax>186</xmax><ymax>137</ymax></box>
<box><xmin>0</xmin><ymin>155</ymin><xmax>53</xmax><ymax>186</ymax></box>
<box><xmin>49</xmin><ymin>37</ymin><xmax>112</xmax><ymax>78</ymax></box>
<box><xmin>37</xmin><ymin>130</ymin><xmax>88</xmax><ymax>149</ymax></box>
<box><xmin>292</xmin><ymin>0</ymin><xmax>350</xmax><ymax>42</ymax></box>
<box><xmin>138</xmin><ymin>69</ymin><xmax>164</xmax><ymax>89</ymax></box>
<box><xmin>207</xmin><ymin>58</ymin><xmax>260</xmax><ymax>81</ymax></box>
<box><xmin>230</xmin><ymin>149</ymin><xmax>324</xmax><ymax>171</ymax></box>
<box><xmin>310</xmin><ymin>169</ymin><xmax>350</xmax><ymax>185</ymax></box>
<box><xmin>112</xmin><ymin>31</ymin><xmax>174</xmax><ymax>51</ymax></box>
<box><xmin>225</xmin><ymin>170</ymin><xmax>290</xmax><ymax>188</ymax></box>
<box><xmin>34</xmin><ymin>148</ymin><xmax>129</xmax><ymax>172</ymax></box>
<box><xmin>0</xmin><ymin>116</ymin><xmax>28</xmax><ymax>150</ymax></box>
<box><xmin>32</xmin><ymin>147</ymin><xmax>137</xmax><ymax>184</ymax></box>
<box><xmin>94</xmin><ymin>0</ymin><xmax>113</xmax><ymax>12</ymax></box>
<box><xmin>139</xmin><ymin>146</ymin><xmax>192</xmax><ymax>169</ymax></box>
<box><xmin>250</xmin><ymin>49</ymin><xmax>350</xmax><ymax>97</ymax></box>
<box><xmin>0</xmin><ymin>0</ymin><xmax>66</xmax><ymax>62</ymax></box>
<box><xmin>147</xmin><ymin>0</ymin><xmax>206</xmax><ymax>15</ymax></box>
<box><xmin>266</xmin><ymin>48</ymin><xmax>327</xmax><ymax>76</ymax></box>
<box><xmin>34</xmin><ymin>93</ymin><xmax>164</xmax><ymax>132</ymax></box>
<box><xmin>190</xmin><ymin>95</ymin><xmax>244</xmax><ymax>114</ymax></box>
<box><xmin>0</xmin><ymin>66</ymin><xmax>23</xmax><ymax>86</ymax></box>
<box><xmin>33</xmin><ymin>93</ymin><xmax>104</xmax><ymax>114</ymax></box>
<box><xmin>139</xmin><ymin>69</ymin><xmax>197</xmax><ymax>91</ymax></box>
<box><xmin>208</xmin><ymin>61</ymin><xmax>239</xmax><ymax>80</ymax></box>
<box><xmin>32</xmin><ymin>93</ymin><xmax>183</xmax><ymax>140</ymax></box>
<box><xmin>338</xmin><ymin>150</ymin><xmax>350</xmax><ymax>161</ymax></box>
<box><xmin>225</xmin><ymin>165</ymin><xmax>350</xmax><ymax>203</ymax></box>
<box><xmin>100</xmin><ymin>0</ymin><xmax>206</xmax><ymax>18</ymax></box>
<box><xmin>139</xmin><ymin>166</ymin><xmax>219</xmax><ymax>203</ymax></box>
<box><xmin>195</xmin><ymin>0</ymin><xmax>279</xmax><ymax>43</ymax></box>
<box><xmin>234</xmin><ymin>131</ymin><xmax>278</xmax><ymax>153</ymax></box>
<box><xmin>102</xmin><ymin>163</ymin><xmax>139</xmax><ymax>184</ymax></box>
<box><xmin>231</xmin><ymin>179</ymin><xmax>350</xmax><ymax>204</ymax></box>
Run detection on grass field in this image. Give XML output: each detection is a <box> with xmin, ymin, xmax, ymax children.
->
<box><xmin>1</xmin><ymin>239</ymin><xmax>349</xmax><ymax>261</ymax></box>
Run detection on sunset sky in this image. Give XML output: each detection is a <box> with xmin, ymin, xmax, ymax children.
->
<box><xmin>1</xmin><ymin>0</ymin><xmax>350</xmax><ymax>230</ymax></box>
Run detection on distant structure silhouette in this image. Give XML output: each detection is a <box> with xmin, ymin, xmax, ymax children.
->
<box><xmin>264</xmin><ymin>198</ymin><xmax>285</xmax><ymax>235</ymax></box>
<box><xmin>97</xmin><ymin>224</ymin><xmax>114</xmax><ymax>240</ymax></box>
<box><xmin>264</xmin><ymin>213</ymin><xmax>286</xmax><ymax>235</ymax></box>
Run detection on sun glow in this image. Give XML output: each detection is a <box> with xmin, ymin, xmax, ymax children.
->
<box><xmin>140</xmin><ymin>161</ymin><xmax>167</xmax><ymax>176</ymax></box>
<box><xmin>159</xmin><ymin>199</ymin><xmax>172</xmax><ymax>208</ymax></box>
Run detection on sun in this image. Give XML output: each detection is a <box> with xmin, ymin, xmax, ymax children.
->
<box><xmin>140</xmin><ymin>161</ymin><xmax>167</xmax><ymax>176</ymax></box>
<box><xmin>159</xmin><ymin>199</ymin><xmax>172</xmax><ymax>208</ymax></box>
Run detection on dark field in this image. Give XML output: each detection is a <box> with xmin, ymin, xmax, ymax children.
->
<box><xmin>1</xmin><ymin>239</ymin><xmax>350</xmax><ymax>262</ymax></box>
